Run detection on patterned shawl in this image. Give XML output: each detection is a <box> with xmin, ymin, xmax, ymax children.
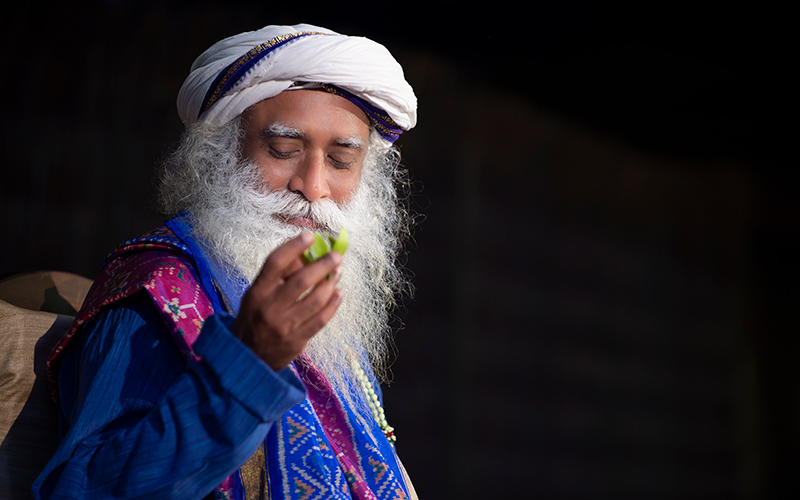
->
<box><xmin>47</xmin><ymin>216</ymin><xmax>413</xmax><ymax>500</ymax></box>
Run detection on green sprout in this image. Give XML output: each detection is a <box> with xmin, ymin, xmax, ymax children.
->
<box><xmin>301</xmin><ymin>228</ymin><xmax>349</xmax><ymax>264</ymax></box>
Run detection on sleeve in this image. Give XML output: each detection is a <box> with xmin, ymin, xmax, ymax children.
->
<box><xmin>32</xmin><ymin>291</ymin><xmax>306</xmax><ymax>500</ymax></box>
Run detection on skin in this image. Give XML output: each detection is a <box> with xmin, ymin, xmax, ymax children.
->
<box><xmin>231</xmin><ymin>90</ymin><xmax>371</xmax><ymax>371</ymax></box>
<box><xmin>240</xmin><ymin>89</ymin><xmax>369</xmax><ymax>205</ymax></box>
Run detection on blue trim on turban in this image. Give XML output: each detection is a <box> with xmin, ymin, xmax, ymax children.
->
<box><xmin>199</xmin><ymin>32</ymin><xmax>322</xmax><ymax>118</ymax></box>
<box><xmin>199</xmin><ymin>32</ymin><xmax>403</xmax><ymax>143</ymax></box>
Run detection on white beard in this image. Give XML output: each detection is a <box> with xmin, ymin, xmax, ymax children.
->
<box><xmin>158</xmin><ymin>119</ymin><xmax>411</xmax><ymax>409</ymax></box>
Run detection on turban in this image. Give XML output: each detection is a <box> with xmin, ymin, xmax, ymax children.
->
<box><xmin>177</xmin><ymin>24</ymin><xmax>417</xmax><ymax>142</ymax></box>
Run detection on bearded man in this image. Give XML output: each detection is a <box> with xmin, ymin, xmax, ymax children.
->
<box><xmin>33</xmin><ymin>24</ymin><xmax>418</xmax><ymax>500</ymax></box>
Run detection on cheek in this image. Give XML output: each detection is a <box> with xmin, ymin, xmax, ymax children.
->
<box><xmin>330</xmin><ymin>167</ymin><xmax>363</xmax><ymax>204</ymax></box>
<box><xmin>255</xmin><ymin>162</ymin><xmax>292</xmax><ymax>192</ymax></box>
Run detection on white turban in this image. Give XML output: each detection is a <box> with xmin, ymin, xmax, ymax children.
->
<box><xmin>177</xmin><ymin>24</ymin><xmax>417</xmax><ymax>141</ymax></box>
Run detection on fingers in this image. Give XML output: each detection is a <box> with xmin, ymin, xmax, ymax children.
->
<box><xmin>240</xmin><ymin>260</ymin><xmax>344</xmax><ymax>370</ymax></box>
<box><xmin>251</xmin><ymin>232</ymin><xmax>315</xmax><ymax>288</ymax></box>
<box><xmin>233</xmin><ymin>234</ymin><xmax>346</xmax><ymax>370</ymax></box>
<box><xmin>279</xmin><ymin>251</ymin><xmax>342</xmax><ymax>302</ymax></box>
<box><xmin>296</xmin><ymin>287</ymin><xmax>343</xmax><ymax>340</ymax></box>
<box><xmin>285</xmin><ymin>260</ymin><xmax>343</xmax><ymax>325</ymax></box>
<box><xmin>278</xmin><ymin>272</ymin><xmax>343</xmax><ymax>348</ymax></box>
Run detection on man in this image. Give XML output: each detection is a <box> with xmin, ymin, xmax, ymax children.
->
<box><xmin>33</xmin><ymin>23</ymin><xmax>419</xmax><ymax>500</ymax></box>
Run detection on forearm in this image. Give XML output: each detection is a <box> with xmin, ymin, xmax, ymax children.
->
<box><xmin>33</xmin><ymin>297</ymin><xmax>305</xmax><ymax>499</ymax></box>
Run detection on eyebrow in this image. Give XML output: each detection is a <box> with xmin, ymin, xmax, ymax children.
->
<box><xmin>334</xmin><ymin>136</ymin><xmax>365</xmax><ymax>150</ymax></box>
<box><xmin>262</xmin><ymin>122</ymin><xmax>303</xmax><ymax>139</ymax></box>
<box><xmin>262</xmin><ymin>122</ymin><xmax>365</xmax><ymax>150</ymax></box>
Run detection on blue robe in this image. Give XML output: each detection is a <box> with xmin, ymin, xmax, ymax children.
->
<box><xmin>32</xmin><ymin>216</ymin><xmax>410</xmax><ymax>500</ymax></box>
<box><xmin>33</xmin><ymin>295</ymin><xmax>304</xmax><ymax>499</ymax></box>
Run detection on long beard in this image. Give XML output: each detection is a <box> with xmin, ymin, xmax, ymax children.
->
<box><xmin>179</xmin><ymin>157</ymin><xmax>399</xmax><ymax>409</ymax></box>
<box><xmin>158</xmin><ymin>118</ymin><xmax>412</xmax><ymax>416</ymax></box>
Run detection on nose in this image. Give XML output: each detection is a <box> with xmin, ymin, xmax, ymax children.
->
<box><xmin>288</xmin><ymin>152</ymin><xmax>330</xmax><ymax>202</ymax></box>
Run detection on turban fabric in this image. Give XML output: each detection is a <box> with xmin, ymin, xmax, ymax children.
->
<box><xmin>177</xmin><ymin>24</ymin><xmax>417</xmax><ymax>142</ymax></box>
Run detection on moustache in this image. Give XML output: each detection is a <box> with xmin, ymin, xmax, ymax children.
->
<box><xmin>264</xmin><ymin>190</ymin><xmax>351</xmax><ymax>235</ymax></box>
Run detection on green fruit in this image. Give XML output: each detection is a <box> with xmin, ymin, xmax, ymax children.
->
<box><xmin>301</xmin><ymin>228</ymin><xmax>348</xmax><ymax>264</ymax></box>
<box><xmin>330</xmin><ymin>227</ymin><xmax>349</xmax><ymax>256</ymax></box>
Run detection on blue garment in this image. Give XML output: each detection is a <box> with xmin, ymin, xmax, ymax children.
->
<box><xmin>32</xmin><ymin>216</ymin><xmax>410</xmax><ymax>500</ymax></box>
<box><xmin>32</xmin><ymin>292</ymin><xmax>306</xmax><ymax>499</ymax></box>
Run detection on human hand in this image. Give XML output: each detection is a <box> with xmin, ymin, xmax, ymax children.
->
<box><xmin>231</xmin><ymin>232</ymin><xmax>344</xmax><ymax>370</ymax></box>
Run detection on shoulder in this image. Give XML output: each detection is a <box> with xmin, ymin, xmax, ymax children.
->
<box><xmin>77</xmin><ymin>247</ymin><xmax>214</xmax><ymax>360</ymax></box>
<box><xmin>47</xmin><ymin>229</ymin><xmax>216</xmax><ymax>406</ymax></box>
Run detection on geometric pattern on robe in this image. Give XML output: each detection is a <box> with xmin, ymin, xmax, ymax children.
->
<box><xmin>46</xmin><ymin>219</ymin><xmax>412</xmax><ymax>500</ymax></box>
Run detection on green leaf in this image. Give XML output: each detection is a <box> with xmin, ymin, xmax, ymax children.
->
<box><xmin>331</xmin><ymin>228</ymin><xmax>349</xmax><ymax>255</ymax></box>
<box><xmin>301</xmin><ymin>228</ymin><xmax>347</xmax><ymax>264</ymax></box>
<box><xmin>302</xmin><ymin>232</ymin><xmax>330</xmax><ymax>264</ymax></box>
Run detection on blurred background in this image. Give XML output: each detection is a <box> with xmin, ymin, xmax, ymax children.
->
<box><xmin>1</xmin><ymin>2</ymin><xmax>794</xmax><ymax>499</ymax></box>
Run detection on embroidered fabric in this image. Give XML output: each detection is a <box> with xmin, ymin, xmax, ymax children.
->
<box><xmin>46</xmin><ymin>217</ymin><xmax>412</xmax><ymax>500</ymax></box>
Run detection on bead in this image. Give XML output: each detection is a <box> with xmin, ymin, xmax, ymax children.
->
<box><xmin>351</xmin><ymin>357</ymin><xmax>397</xmax><ymax>443</ymax></box>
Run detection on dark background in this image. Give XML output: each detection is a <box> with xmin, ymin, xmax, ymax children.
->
<box><xmin>1</xmin><ymin>2</ymin><xmax>794</xmax><ymax>499</ymax></box>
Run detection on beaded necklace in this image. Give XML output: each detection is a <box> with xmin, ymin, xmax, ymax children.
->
<box><xmin>351</xmin><ymin>359</ymin><xmax>396</xmax><ymax>442</ymax></box>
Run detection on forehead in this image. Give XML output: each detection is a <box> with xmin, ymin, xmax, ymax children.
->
<box><xmin>242</xmin><ymin>89</ymin><xmax>370</xmax><ymax>139</ymax></box>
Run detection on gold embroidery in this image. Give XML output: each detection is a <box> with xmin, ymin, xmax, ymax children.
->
<box><xmin>240</xmin><ymin>442</ymin><xmax>268</xmax><ymax>500</ymax></box>
<box><xmin>201</xmin><ymin>31</ymin><xmax>331</xmax><ymax>116</ymax></box>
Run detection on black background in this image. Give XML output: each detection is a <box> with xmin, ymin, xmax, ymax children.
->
<box><xmin>2</xmin><ymin>2</ymin><xmax>794</xmax><ymax>498</ymax></box>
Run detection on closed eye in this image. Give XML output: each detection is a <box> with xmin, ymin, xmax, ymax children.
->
<box><xmin>328</xmin><ymin>137</ymin><xmax>364</xmax><ymax>169</ymax></box>
<box><xmin>328</xmin><ymin>155</ymin><xmax>354</xmax><ymax>169</ymax></box>
<box><xmin>269</xmin><ymin>145</ymin><xmax>298</xmax><ymax>159</ymax></box>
